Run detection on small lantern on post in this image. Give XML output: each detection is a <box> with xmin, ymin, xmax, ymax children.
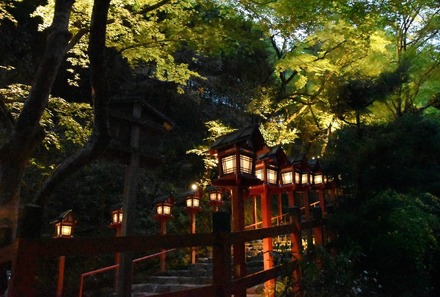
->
<box><xmin>206</xmin><ymin>185</ymin><xmax>224</xmax><ymax>212</ymax></box>
<box><xmin>155</xmin><ymin>200</ymin><xmax>173</xmax><ymax>220</ymax></box>
<box><xmin>183</xmin><ymin>186</ymin><xmax>203</xmax><ymax>264</ymax></box>
<box><xmin>153</xmin><ymin>194</ymin><xmax>174</xmax><ymax>272</ymax></box>
<box><xmin>51</xmin><ymin>210</ymin><xmax>76</xmax><ymax>297</ymax></box>
<box><xmin>109</xmin><ymin>205</ymin><xmax>123</xmax><ymax>291</ymax></box>
<box><xmin>255</xmin><ymin>163</ymin><xmax>279</xmax><ymax>185</ymax></box>
<box><xmin>51</xmin><ymin>209</ymin><xmax>76</xmax><ymax>238</ymax></box>
<box><xmin>109</xmin><ymin>206</ymin><xmax>123</xmax><ymax>236</ymax></box>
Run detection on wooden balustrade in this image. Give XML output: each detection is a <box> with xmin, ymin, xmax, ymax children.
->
<box><xmin>0</xmin><ymin>219</ymin><xmax>325</xmax><ymax>297</ymax></box>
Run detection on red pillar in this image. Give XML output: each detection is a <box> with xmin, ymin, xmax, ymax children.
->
<box><xmin>287</xmin><ymin>191</ymin><xmax>295</xmax><ymax>208</ymax></box>
<box><xmin>56</xmin><ymin>256</ymin><xmax>65</xmax><ymax>297</ymax></box>
<box><xmin>160</xmin><ymin>220</ymin><xmax>167</xmax><ymax>272</ymax></box>
<box><xmin>261</xmin><ymin>187</ymin><xmax>275</xmax><ymax>296</ymax></box>
<box><xmin>189</xmin><ymin>211</ymin><xmax>197</xmax><ymax>264</ymax></box>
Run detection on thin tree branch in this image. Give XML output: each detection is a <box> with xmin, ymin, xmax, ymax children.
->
<box><xmin>138</xmin><ymin>0</ymin><xmax>171</xmax><ymax>15</ymax></box>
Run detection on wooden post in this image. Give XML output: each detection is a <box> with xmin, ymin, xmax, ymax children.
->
<box><xmin>318</xmin><ymin>189</ymin><xmax>326</xmax><ymax>217</ymax></box>
<box><xmin>56</xmin><ymin>256</ymin><xmax>66</xmax><ymax>297</ymax></box>
<box><xmin>114</xmin><ymin>226</ymin><xmax>121</xmax><ymax>291</ymax></box>
<box><xmin>312</xmin><ymin>207</ymin><xmax>323</xmax><ymax>246</ymax></box>
<box><xmin>277</xmin><ymin>194</ymin><xmax>283</xmax><ymax>223</ymax></box>
<box><xmin>287</xmin><ymin>191</ymin><xmax>295</xmax><ymax>208</ymax></box>
<box><xmin>117</xmin><ymin>102</ymin><xmax>142</xmax><ymax>297</ymax></box>
<box><xmin>289</xmin><ymin>207</ymin><xmax>302</xmax><ymax>296</ymax></box>
<box><xmin>303</xmin><ymin>191</ymin><xmax>313</xmax><ymax>248</ymax></box>
<box><xmin>8</xmin><ymin>239</ymin><xmax>40</xmax><ymax>297</ymax></box>
<box><xmin>231</xmin><ymin>186</ymin><xmax>246</xmax><ymax>297</ymax></box>
<box><xmin>261</xmin><ymin>188</ymin><xmax>275</xmax><ymax>297</ymax></box>
<box><xmin>253</xmin><ymin>196</ymin><xmax>258</xmax><ymax>229</ymax></box>
<box><xmin>212</xmin><ymin>212</ymin><xmax>231</xmax><ymax>297</ymax></box>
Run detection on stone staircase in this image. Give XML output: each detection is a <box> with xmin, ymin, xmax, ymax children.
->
<box><xmin>132</xmin><ymin>240</ymin><xmax>266</xmax><ymax>296</ymax></box>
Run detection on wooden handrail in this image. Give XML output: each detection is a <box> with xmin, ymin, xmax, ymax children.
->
<box><xmin>1</xmin><ymin>219</ymin><xmax>325</xmax><ymax>297</ymax></box>
<box><xmin>78</xmin><ymin>248</ymin><xmax>176</xmax><ymax>297</ymax></box>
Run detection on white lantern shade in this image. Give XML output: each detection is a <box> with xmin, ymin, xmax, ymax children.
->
<box><xmin>221</xmin><ymin>153</ymin><xmax>253</xmax><ymax>175</ymax></box>
<box><xmin>163</xmin><ymin>205</ymin><xmax>171</xmax><ymax>215</ymax></box>
<box><xmin>112</xmin><ymin>209</ymin><xmax>123</xmax><ymax>224</ymax></box>
<box><xmin>186</xmin><ymin>197</ymin><xmax>200</xmax><ymax>209</ymax></box>
<box><xmin>221</xmin><ymin>155</ymin><xmax>236</xmax><ymax>174</ymax></box>
<box><xmin>302</xmin><ymin>173</ymin><xmax>309</xmax><ymax>185</ymax></box>
<box><xmin>314</xmin><ymin>173</ymin><xmax>323</xmax><ymax>184</ymax></box>
<box><xmin>267</xmin><ymin>168</ymin><xmax>278</xmax><ymax>184</ymax></box>
<box><xmin>255</xmin><ymin>169</ymin><xmax>264</xmax><ymax>181</ymax></box>
<box><xmin>240</xmin><ymin>155</ymin><xmax>253</xmax><ymax>174</ymax></box>
<box><xmin>157</xmin><ymin>203</ymin><xmax>172</xmax><ymax>216</ymax></box>
<box><xmin>281</xmin><ymin>171</ymin><xmax>293</xmax><ymax>184</ymax></box>
<box><xmin>55</xmin><ymin>222</ymin><xmax>73</xmax><ymax>238</ymax></box>
<box><xmin>209</xmin><ymin>192</ymin><xmax>222</xmax><ymax>202</ymax></box>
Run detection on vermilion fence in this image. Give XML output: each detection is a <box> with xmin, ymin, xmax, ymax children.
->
<box><xmin>0</xmin><ymin>216</ymin><xmax>323</xmax><ymax>297</ymax></box>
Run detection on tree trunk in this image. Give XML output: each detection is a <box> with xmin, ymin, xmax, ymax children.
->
<box><xmin>0</xmin><ymin>0</ymin><xmax>75</xmax><ymax>241</ymax></box>
<box><xmin>35</xmin><ymin>0</ymin><xmax>112</xmax><ymax>207</ymax></box>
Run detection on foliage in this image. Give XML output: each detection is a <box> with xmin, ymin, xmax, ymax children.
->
<box><xmin>324</xmin><ymin>113</ymin><xmax>440</xmax><ymax>200</ymax></box>
<box><xmin>323</xmin><ymin>113</ymin><xmax>440</xmax><ymax>296</ymax></box>
<box><xmin>356</xmin><ymin>191</ymin><xmax>438</xmax><ymax>297</ymax></box>
<box><xmin>301</xmin><ymin>246</ymin><xmax>384</xmax><ymax>297</ymax></box>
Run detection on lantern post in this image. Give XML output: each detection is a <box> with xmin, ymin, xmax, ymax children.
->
<box><xmin>183</xmin><ymin>185</ymin><xmax>203</xmax><ymax>264</ymax></box>
<box><xmin>210</xmin><ymin>126</ymin><xmax>265</xmax><ymax>297</ymax></box>
<box><xmin>154</xmin><ymin>195</ymin><xmax>174</xmax><ymax>272</ymax></box>
<box><xmin>109</xmin><ymin>206</ymin><xmax>123</xmax><ymax>290</ymax></box>
<box><xmin>250</xmin><ymin>145</ymin><xmax>288</xmax><ymax>297</ymax></box>
<box><xmin>50</xmin><ymin>210</ymin><xmax>76</xmax><ymax>297</ymax></box>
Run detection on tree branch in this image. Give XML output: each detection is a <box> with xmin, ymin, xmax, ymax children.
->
<box><xmin>139</xmin><ymin>0</ymin><xmax>171</xmax><ymax>15</ymax></box>
<box><xmin>34</xmin><ymin>0</ymin><xmax>112</xmax><ymax>206</ymax></box>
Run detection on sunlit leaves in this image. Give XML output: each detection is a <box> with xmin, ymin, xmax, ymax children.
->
<box><xmin>0</xmin><ymin>84</ymin><xmax>92</xmax><ymax>152</ymax></box>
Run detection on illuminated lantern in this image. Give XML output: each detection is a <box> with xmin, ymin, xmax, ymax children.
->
<box><xmin>51</xmin><ymin>210</ymin><xmax>76</xmax><ymax>238</ymax></box>
<box><xmin>110</xmin><ymin>206</ymin><xmax>123</xmax><ymax>228</ymax></box>
<box><xmin>154</xmin><ymin>195</ymin><xmax>174</xmax><ymax>221</ymax></box>
<box><xmin>210</xmin><ymin>125</ymin><xmax>265</xmax><ymax>188</ymax></box>
<box><xmin>206</xmin><ymin>185</ymin><xmax>224</xmax><ymax>211</ymax></box>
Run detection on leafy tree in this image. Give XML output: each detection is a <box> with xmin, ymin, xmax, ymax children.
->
<box><xmin>371</xmin><ymin>0</ymin><xmax>440</xmax><ymax>117</ymax></box>
<box><xmin>324</xmin><ymin>114</ymin><xmax>440</xmax><ymax>296</ymax></box>
<box><xmin>356</xmin><ymin>191</ymin><xmax>438</xmax><ymax>297</ymax></box>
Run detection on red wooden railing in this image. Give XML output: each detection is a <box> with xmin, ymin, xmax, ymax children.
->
<box><xmin>0</xmin><ymin>216</ymin><xmax>324</xmax><ymax>297</ymax></box>
<box><xmin>78</xmin><ymin>248</ymin><xmax>175</xmax><ymax>297</ymax></box>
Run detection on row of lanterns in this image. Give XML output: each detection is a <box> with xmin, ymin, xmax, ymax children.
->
<box><xmin>209</xmin><ymin>126</ymin><xmax>334</xmax><ymax>191</ymax></box>
<box><xmin>49</xmin><ymin>185</ymin><xmax>226</xmax><ymax>238</ymax></box>
<box><xmin>51</xmin><ymin>126</ymin><xmax>335</xmax><ymax>238</ymax></box>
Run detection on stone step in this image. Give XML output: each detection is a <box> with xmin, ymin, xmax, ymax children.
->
<box><xmin>132</xmin><ymin>284</ymin><xmax>264</xmax><ymax>297</ymax></box>
<box><xmin>132</xmin><ymin>283</ymin><xmax>210</xmax><ymax>296</ymax></box>
<box><xmin>133</xmin><ymin>254</ymin><xmax>265</xmax><ymax>296</ymax></box>
<box><xmin>145</xmin><ymin>275</ymin><xmax>212</xmax><ymax>285</ymax></box>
